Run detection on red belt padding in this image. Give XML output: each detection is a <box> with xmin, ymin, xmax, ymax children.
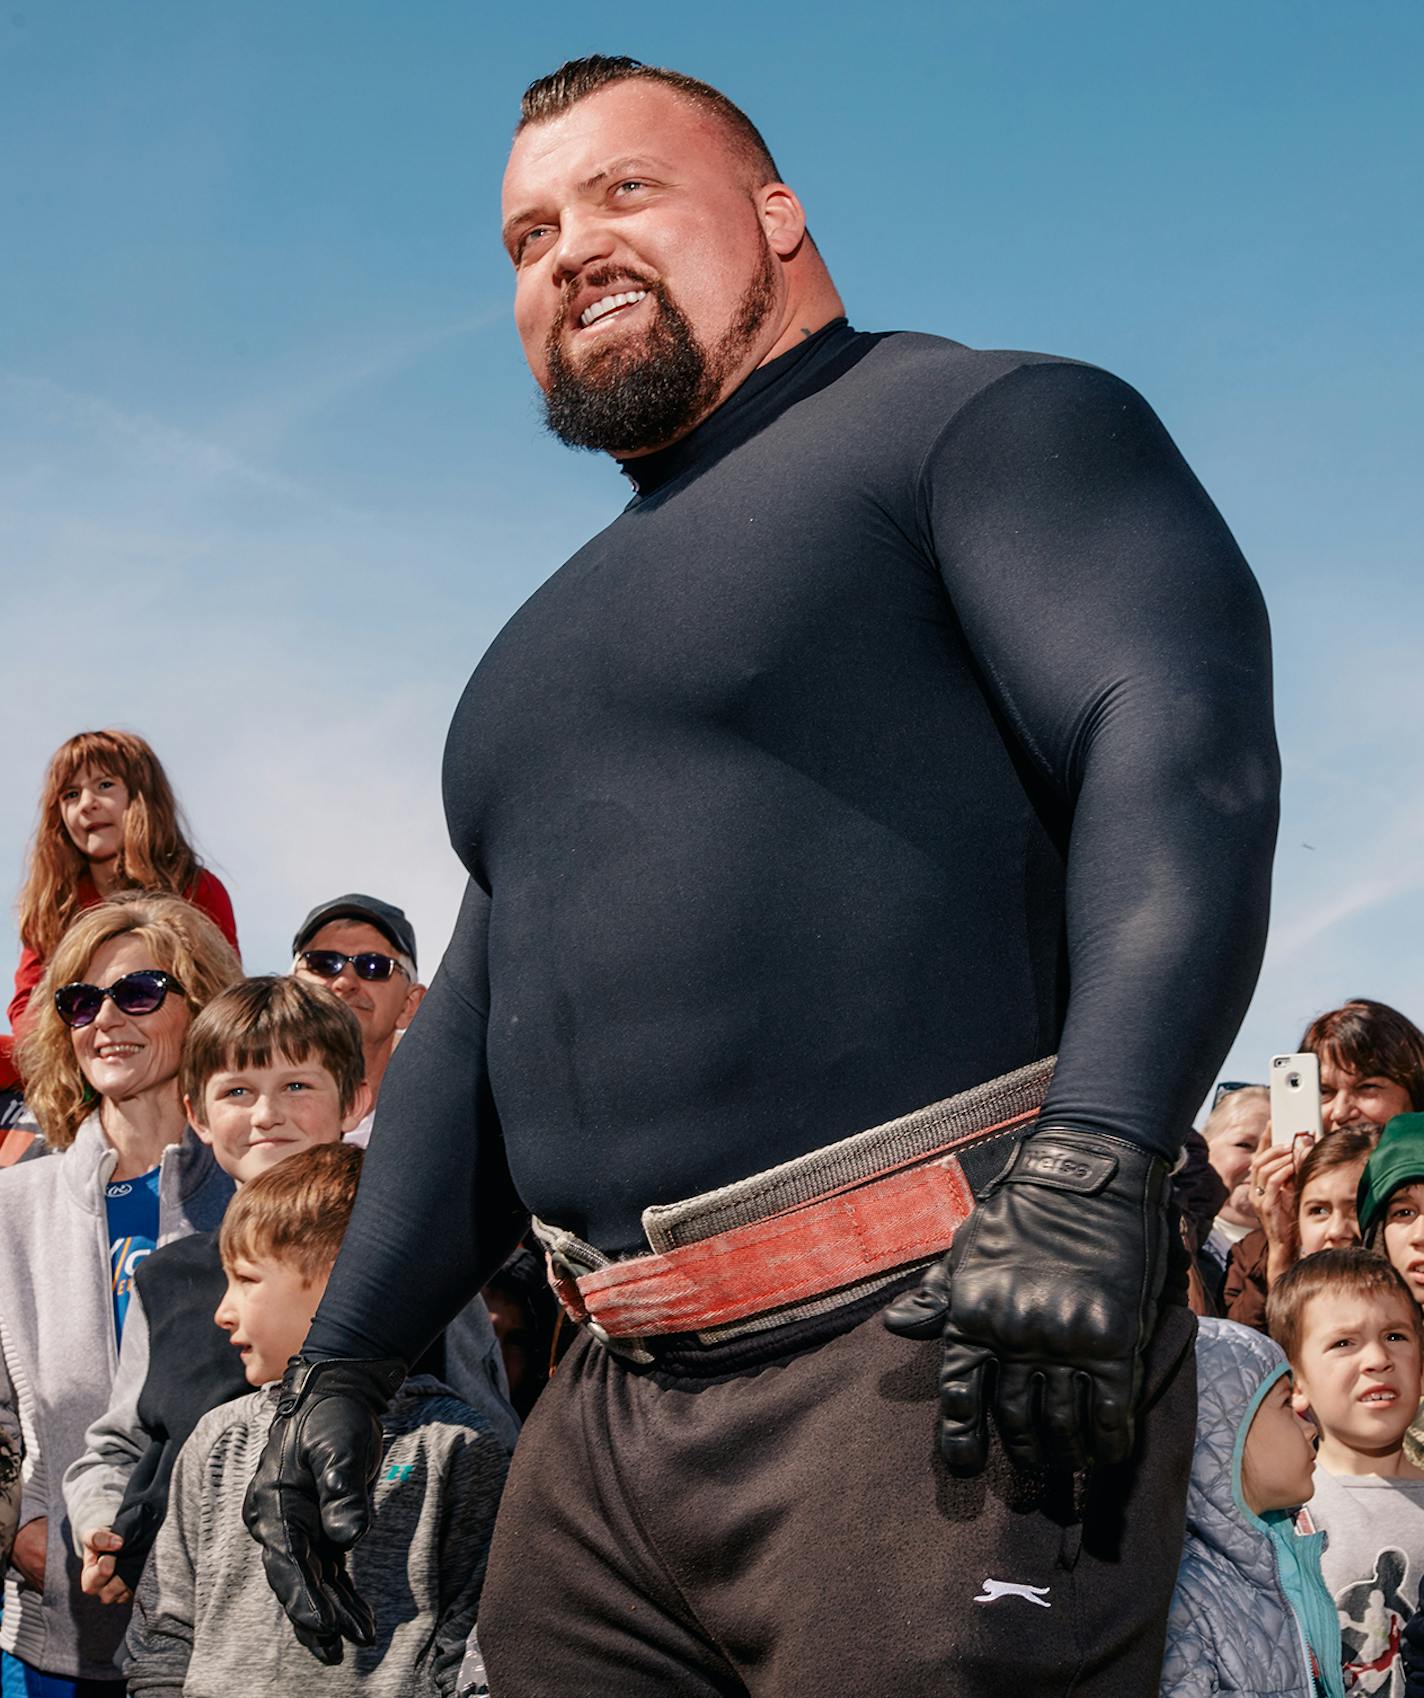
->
<box><xmin>550</xmin><ymin>1106</ymin><xmax>1035</xmax><ymax>1338</ymax></box>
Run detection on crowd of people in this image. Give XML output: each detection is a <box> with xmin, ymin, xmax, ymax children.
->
<box><xmin>0</xmin><ymin>730</ymin><xmax>541</xmax><ymax>1697</ymax></box>
<box><xmin>0</xmin><ymin>722</ymin><xmax>1421</xmax><ymax>1698</ymax></box>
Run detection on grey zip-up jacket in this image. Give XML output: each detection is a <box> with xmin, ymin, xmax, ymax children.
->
<box><xmin>126</xmin><ymin>1376</ymin><xmax>507</xmax><ymax>1697</ymax></box>
<box><xmin>0</xmin><ymin>1114</ymin><xmax>232</xmax><ymax>1680</ymax></box>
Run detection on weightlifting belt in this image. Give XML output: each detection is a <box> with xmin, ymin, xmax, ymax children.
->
<box><xmin>533</xmin><ymin>1055</ymin><xmax>1054</xmax><ymax>1361</ymax></box>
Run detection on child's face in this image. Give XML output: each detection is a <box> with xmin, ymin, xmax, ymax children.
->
<box><xmin>1383</xmin><ymin>1183</ymin><xmax>1424</xmax><ymax>1304</ymax></box>
<box><xmin>1290</xmin><ymin>1288</ymin><xmax>1423</xmax><ymax>1456</ymax></box>
<box><xmin>187</xmin><ymin>1050</ymin><xmax>368</xmax><ymax>1185</ymax></box>
<box><xmin>214</xmin><ymin>1254</ymin><xmax>332</xmax><ymax>1386</ymax></box>
<box><xmin>59</xmin><ymin>764</ymin><xmax>129</xmax><ymax>864</ymax></box>
<box><xmin>1241</xmin><ymin>1375</ymin><xmax>1317</xmax><ymax>1515</ymax></box>
<box><xmin>1296</xmin><ymin>1162</ymin><xmax>1365</xmax><ymax>1258</ymax></box>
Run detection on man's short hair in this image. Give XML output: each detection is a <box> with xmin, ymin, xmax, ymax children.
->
<box><xmin>1267</xmin><ymin>1246</ymin><xmax>1423</xmax><ymax>1366</ymax></box>
<box><xmin>219</xmin><ymin>1142</ymin><xmax>363</xmax><ymax>1284</ymax></box>
<box><xmin>180</xmin><ymin>975</ymin><xmax>365</xmax><ymax>1116</ymax></box>
<box><xmin>518</xmin><ymin>55</ymin><xmax>781</xmax><ymax>189</ymax></box>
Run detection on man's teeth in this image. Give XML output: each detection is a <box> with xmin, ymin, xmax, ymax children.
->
<box><xmin>580</xmin><ymin>290</ymin><xmax>647</xmax><ymax>327</ymax></box>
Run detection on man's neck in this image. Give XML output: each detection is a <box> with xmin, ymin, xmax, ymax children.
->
<box><xmin>1317</xmin><ymin>1432</ymin><xmax>1424</xmax><ymax>1479</ymax></box>
<box><xmin>616</xmin><ymin>284</ymin><xmax>846</xmax><ymax>464</ymax></box>
<box><xmin>100</xmin><ymin>1086</ymin><xmax>187</xmax><ymax>1180</ymax></box>
<box><xmin>363</xmin><ymin>1041</ymin><xmax>394</xmax><ymax>1104</ymax></box>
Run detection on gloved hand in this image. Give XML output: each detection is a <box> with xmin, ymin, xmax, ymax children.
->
<box><xmin>883</xmin><ymin>1127</ymin><xmax>1170</xmax><ymax>1475</ymax></box>
<box><xmin>243</xmin><ymin>1356</ymin><xmax>405</xmax><ymax>1663</ymax></box>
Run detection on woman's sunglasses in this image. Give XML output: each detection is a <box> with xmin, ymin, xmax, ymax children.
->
<box><xmin>298</xmin><ymin>950</ymin><xmax>408</xmax><ymax>983</ymax></box>
<box><xmin>55</xmin><ymin>969</ymin><xmax>185</xmax><ymax>1029</ymax></box>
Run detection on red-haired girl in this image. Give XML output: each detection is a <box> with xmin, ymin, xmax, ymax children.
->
<box><xmin>2</xmin><ymin>731</ymin><xmax>239</xmax><ymax>1094</ymax></box>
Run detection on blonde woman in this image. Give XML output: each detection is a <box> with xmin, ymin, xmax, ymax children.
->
<box><xmin>0</xmin><ymin>893</ymin><xmax>241</xmax><ymax>1696</ymax></box>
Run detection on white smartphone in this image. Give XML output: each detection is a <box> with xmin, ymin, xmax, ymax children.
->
<box><xmin>1270</xmin><ymin>1052</ymin><xmax>1322</xmax><ymax>1147</ymax></box>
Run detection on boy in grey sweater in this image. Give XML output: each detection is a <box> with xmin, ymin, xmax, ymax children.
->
<box><xmin>125</xmin><ymin>1144</ymin><xmax>507</xmax><ymax>1697</ymax></box>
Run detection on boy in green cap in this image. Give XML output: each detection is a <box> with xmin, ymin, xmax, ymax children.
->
<box><xmin>1357</xmin><ymin>1113</ymin><xmax>1424</xmax><ymax>1472</ymax></box>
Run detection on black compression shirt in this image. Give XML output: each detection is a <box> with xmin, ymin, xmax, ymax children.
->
<box><xmin>308</xmin><ymin>321</ymin><xmax>1279</xmax><ymax>1363</ymax></box>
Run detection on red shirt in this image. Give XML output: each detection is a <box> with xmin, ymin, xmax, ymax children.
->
<box><xmin>0</xmin><ymin>868</ymin><xmax>239</xmax><ymax>1092</ymax></box>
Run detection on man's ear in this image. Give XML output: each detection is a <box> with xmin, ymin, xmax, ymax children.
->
<box><xmin>396</xmin><ymin>983</ymin><xmax>427</xmax><ymax>1033</ymax></box>
<box><xmin>185</xmin><ymin>1094</ymin><xmax>213</xmax><ymax>1145</ymax></box>
<box><xmin>757</xmin><ymin>182</ymin><xmax>807</xmax><ymax>257</ymax></box>
<box><xmin>341</xmin><ymin>1080</ymin><xmax>373</xmax><ymax>1134</ymax></box>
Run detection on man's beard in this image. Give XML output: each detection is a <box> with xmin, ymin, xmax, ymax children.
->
<box><xmin>542</xmin><ymin>245</ymin><xmax>778</xmax><ymax>456</ymax></box>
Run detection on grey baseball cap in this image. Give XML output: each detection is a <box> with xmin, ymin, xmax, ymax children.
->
<box><xmin>292</xmin><ymin>894</ymin><xmax>417</xmax><ymax>971</ymax></box>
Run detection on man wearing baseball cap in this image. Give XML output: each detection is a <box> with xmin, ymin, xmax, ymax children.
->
<box><xmin>292</xmin><ymin>895</ymin><xmax>425</xmax><ymax>1146</ymax></box>
<box><xmin>291</xmin><ymin>893</ymin><xmax>520</xmax><ymax>1450</ymax></box>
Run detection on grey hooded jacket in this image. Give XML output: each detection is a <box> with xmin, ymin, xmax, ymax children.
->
<box><xmin>1162</xmin><ymin>1318</ymin><xmax>1343</xmax><ymax>1698</ymax></box>
<box><xmin>0</xmin><ymin>1114</ymin><xmax>232</xmax><ymax>1680</ymax></box>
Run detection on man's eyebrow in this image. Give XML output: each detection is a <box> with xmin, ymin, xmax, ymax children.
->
<box><xmin>502</xmin><ymin>157</ymin><xmax>669</xmax><ymax>251</ymax></box>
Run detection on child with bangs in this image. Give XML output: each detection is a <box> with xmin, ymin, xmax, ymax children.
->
<box><xmin>1270</xmin><ymin>1248</ymin><xmax>1424</xmax><ymax>1696</ymax></box>
<box><xmin>126</xmin><ymin>1144</ymin><xmax>505</xmax><ymax>1696</ymax></box>
<box><xmin>2</xmin><ymin>730</ymin><xmax>238</xmax><ymax>1112</ymax></box>
<box><xmin>63</xmin><ymin>976</ymin><xmax>370</xmax><ymax>1604</ymax></box>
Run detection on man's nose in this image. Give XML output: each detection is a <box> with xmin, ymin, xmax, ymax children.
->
<box><xmin>327</xmin><ymin>966</ymin><xmax>360</xmax><ymax>999</ymax></box>
<box><xmin>551</xmin><ymin>207</ymin><xmax>615</xmax><ymax>289</ymax></box>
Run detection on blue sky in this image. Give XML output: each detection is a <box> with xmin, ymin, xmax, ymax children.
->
<box><xmin>3</xmin><ymin>2</ymin><xmax>1420</xmax><ymax>1103</ymax></box>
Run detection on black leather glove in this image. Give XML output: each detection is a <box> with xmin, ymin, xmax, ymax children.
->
<box><xmin>243</xmin><ymin>1356</ymin><xmax>405</xmax><ymax>1663</ymax></box>
<box><xmin>884</xmin><ymin>1127</ymin><xmax>1170</xmax><ymax>1475</ymax></box>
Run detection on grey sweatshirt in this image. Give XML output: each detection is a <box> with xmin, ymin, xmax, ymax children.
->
<box><xmin>63</xmin><ymin>1250</ymin><xmax>518</xmax><ymax>1572</ymax></box>
<box><xmin>0</xmin><ymin>1114</ymin><xmax>232</xmax><ymax>1680</ymax></box>
<box><xmin>126</xmin><ymin>1376</ymin><xmax>507</xmax><ymax>1698</ymax></box>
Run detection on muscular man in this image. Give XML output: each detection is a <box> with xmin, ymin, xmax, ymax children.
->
<box><xmin>247</xmin><ymin>57</ymin><xmax>1279</xmax><ymax>1696</ymax></box>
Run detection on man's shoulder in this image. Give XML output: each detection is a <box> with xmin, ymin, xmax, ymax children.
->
<box><xmin>857</xmin><ymin>327</ymin><xmax>1084</xmax><ymax>387</ymax></box>
<box><xmin>834</xmin><ymin>330</ymin><xmax>1139</xmax><ymax>450</ymax></box>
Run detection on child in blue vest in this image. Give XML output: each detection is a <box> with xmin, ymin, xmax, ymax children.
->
<box><xmin>1162</xmin><ymin>1318</ymin><xmax>1344</xmax><ymax>1698</ymax></box>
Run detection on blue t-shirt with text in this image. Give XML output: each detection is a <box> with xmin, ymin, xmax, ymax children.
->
<box><xmin>106</xmin><ymin>1165</ymin><xmax>160</xmax><ymax>1341</ymax></box>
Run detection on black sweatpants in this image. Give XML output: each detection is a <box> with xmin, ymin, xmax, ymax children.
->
<box><xmin>477</xmin><ymin>1292</ymin><xmax>1197</xmax><ymax>1697</ymax></box>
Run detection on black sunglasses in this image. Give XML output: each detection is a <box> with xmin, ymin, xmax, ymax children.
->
<box><xmin>55</xmin><ymin>970</ymin><xmax>185</xmax><ymax>1029</ymax></box>
<box><xmin>1212</xmin><ymin>1079</ymin><xmax>1265</xmax><ymax>1109</ymax></box>
<box><xmin>298</xmin><ymin>950</ymin><xmax>409</xmax><ymax>983</ymax></box>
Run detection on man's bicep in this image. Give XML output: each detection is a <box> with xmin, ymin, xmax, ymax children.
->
<box><xmin>924</xmin><ymin>359</ymin><xmax>1273</xmax><ymax>791</ymax></box>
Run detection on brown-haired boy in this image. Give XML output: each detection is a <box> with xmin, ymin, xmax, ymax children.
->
<box><xmin>63</xmin><ymin>976</ymin><xmax>370</xmax><ymax>1602</ymax></box>
<box><xmin>126</xmin><ymin>1145</ymin><xmax>507</xmax><ymax>1696</ymax></box>
<box><xmin>1270</xmin><ymin>1248</ymin><xmax>1424</xmax><ymax>1694</ymax></box>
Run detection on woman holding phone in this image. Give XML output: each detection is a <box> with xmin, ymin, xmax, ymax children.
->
<box><xmin>1223</xmin><ymin>999</ymin><xmax>1424</xmax><ymax>1328</ymax></box>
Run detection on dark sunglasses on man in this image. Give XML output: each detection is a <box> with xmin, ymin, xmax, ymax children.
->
<box><xmin>54</xmin><ymin>970</ymin><xmax>186</xmax><ymax>1029</ymax></box>
<box><xmin>297</xmin><ymin>950</ymin><xmax>410</xmax><ymax>984</ymax></box>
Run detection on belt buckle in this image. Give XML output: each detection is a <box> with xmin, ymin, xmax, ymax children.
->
<box><xmin>543</xmin><ymin>1236</ymin><xmax>655</xmax><ymax>1365</ymax></box>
